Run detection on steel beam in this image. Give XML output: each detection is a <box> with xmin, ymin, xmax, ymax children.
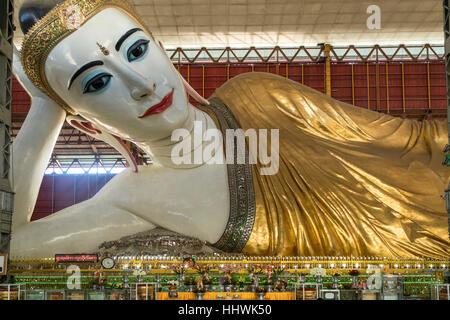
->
<box><xmin>168</xmin><ymin>44</ymin><xmax>444</xmax><ymax>65</ymax></box>
<box><xmin>0</xmin><ymin>0</ymin><xmax>14</xmax><ymax>283</ymax></box>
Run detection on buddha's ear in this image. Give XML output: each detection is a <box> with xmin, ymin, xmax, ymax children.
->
<box><xmin>66</xmin><ymin>115</ymin><xmax>138</xmax><ymax>172</ymax></box>
<box><xmin>180</xmin><ymin>72</ymin><xmax>211</xmax><ymax>106</ymax></box>
<box><xmin>157</xmin><ymin>40</ymin><xmax>210</xmax><ymax>106</ymax></box>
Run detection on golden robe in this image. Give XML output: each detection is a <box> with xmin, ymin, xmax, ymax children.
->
<box><xmin>212</xmin><ymin>72</ymin><xmax>449</xmax><ymax>258</ymax></box>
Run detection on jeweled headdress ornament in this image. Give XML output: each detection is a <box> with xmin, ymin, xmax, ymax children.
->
<box><xmin>20</xmin><ymin>0</ymin><xmax>150</xmax><ymax>115</ymax></box>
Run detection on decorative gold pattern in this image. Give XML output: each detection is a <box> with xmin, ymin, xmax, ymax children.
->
<box><xmin>20</xmin><ymin>0</ymin><xmax>149</xmax><ymax>114</ymax></box>
<box><xmin>199</xmin><ymin>98</ymin><xmax>256</xmax><ymax>253</ymax></box>
<box><xmin>213</xmin><ymin>72</ymin><xmax>450</xmax><ymax>259</ymax></box>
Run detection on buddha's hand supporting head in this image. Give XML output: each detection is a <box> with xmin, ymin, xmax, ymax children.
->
<box><xmin>21</xmin><ymin>0</ymin><xmax>192</xmax><ymax>144</ymax></box>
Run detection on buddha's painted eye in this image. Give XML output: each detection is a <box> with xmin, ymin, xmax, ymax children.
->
<box><xmin>83</xmin><ymin>72</ymin><xmax>112</xmax><ymax>94</ymax></box>
<box><xmin>127</xmin><ymin>39</ymin><xmax>150</xmax><ymax>62</ymax></box>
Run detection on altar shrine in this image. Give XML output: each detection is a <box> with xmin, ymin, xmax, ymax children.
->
<box><xmin>1</xmin><ymin>255</ymin><xmax>448</xmax><ymax>300</ymax></box>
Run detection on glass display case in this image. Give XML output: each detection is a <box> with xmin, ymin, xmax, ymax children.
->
<box><xmin>360</xmin><ymin>289</ymin><xmax>380</xmax><ymax>300</ymax></box>
<box><xmin>86</xmin><ymin>290</ymin><xmax>106</xmax><ymax>300</ymax></box>
<box><xmin>46</xmin><ymin>290</ymin><xmax>65</xmax><ymax>300</ymax></box>
<box><xmin>0</xmin><ymin>284</ymin><xmax>22</xmax><ymax>300</ymax></box>
<box><xmin>431</xmin><ymin>284</ymin><xmax>450</xmax><ymax>300</ymax></box>
<box><xmin>320</xmin><ymin>289</ymin><xmax>340</xmax><ymax>300</ymax></box>
<box><xmin>25</xmin><ymin>290</ymin><xmax>45</xmax><ymax>300</ymax></box>
<box><xmin>66</xmin><ymin>290</ymin><xmax>85</xmax><ymax>300</ymax></box>
<box><xmin>339</xmin><ymin>289</ymin><xmax>359</xmax><ymax>300</ymax></box>
<box><xmin>131</xmin><ymin>283</ymin><xmax>155</xmax><ymax>300</ymax></box>
<box><xmin>295</xmin><ymin>283</ymin><xmax>321</xmax><ymax>300</ymax></box>
<box><xmin>106</xmin><ymin>289</ymin><xmax>127</xmax><ymax>300</ymax></box>
<box><xmin>381</xmin><ymin>274</ymin><xmax>402</xmax><ymax>300</ymax></box>
<box><xmin>402</xmin><ymin>274</ymin><xmax>436</xmax><ymax>300</ymax></box>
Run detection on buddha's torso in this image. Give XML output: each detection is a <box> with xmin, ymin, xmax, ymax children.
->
<box><xmin>100</xmin><ymin>162</ymin><xmax>230</xmax><ymax>243</ymax></box>
<box><xmin>10</xmin><ymin>161</ymin><xmax>230</xmax><ymax>257</ymax></box>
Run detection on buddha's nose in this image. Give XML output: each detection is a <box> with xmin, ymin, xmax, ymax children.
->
<box><xmin>106</xmin><ymin>59</ymin><xmax>156</xmax><ymax>100</ymax></box>
<box><xmin>131</xmin><ymin>82</ymin><xmax>156</xmax><ymax>100</ymax></box>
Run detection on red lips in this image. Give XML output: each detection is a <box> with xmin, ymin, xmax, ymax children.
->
<box><xmin>138</xmin><ymin>89</ymin><xmax>174</xmax><ymax>118</ymax></box>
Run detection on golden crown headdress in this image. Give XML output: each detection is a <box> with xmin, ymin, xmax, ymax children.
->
<box><xmin>21</xmin><ymin>0</ymin><xmax>149</xmax><ymax>115</ymax></box>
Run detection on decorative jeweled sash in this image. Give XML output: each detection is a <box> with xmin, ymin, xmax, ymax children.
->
<box><xmin>197</xmin><ymin>97</ymin><xmax>256</xmax><ymax>253</ymax></box>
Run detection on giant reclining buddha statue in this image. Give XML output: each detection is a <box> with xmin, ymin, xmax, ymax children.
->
<box><xmin>10</xmin><ymin>0</ymin><xmax>449</xmax><ymax>258</ymax></box>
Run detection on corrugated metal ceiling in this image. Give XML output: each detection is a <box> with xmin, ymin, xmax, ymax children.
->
<box><xmin>13</xmin><ymin>0</ymin><xmax>443</xmax><ymax>48</ymax></box>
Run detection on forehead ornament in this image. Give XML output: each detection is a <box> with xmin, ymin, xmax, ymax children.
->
<box><xmin>96</xmin><ymin>42</ymin><xmax>110</xmax><ymax>56</ymax></box>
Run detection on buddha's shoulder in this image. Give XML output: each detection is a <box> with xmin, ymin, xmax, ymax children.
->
<box><xmin>214</xmin><ymin>72</ymin><xmax>314</xmax><ymax>100</ymax></box>
<box><xmin>219</xmin><ymin>72</ymin><xmax>291</xmax><ymax>88</ymax></box>
<box><xmin>212</xmin><ymin>71</ymin><xmax>318</xmax><ymax>111</ymax></box>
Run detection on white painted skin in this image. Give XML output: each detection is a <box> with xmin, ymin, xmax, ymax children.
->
<box><xmin>10</xmin><ymin>8</ymin><xmax>230</xmax><ymax>258</ymax></box>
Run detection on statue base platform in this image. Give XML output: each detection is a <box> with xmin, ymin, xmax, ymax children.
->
<box><xmin>97</xmin><ymin>228</ymin><xmax>225</xmax><ymax>257</ymax></box>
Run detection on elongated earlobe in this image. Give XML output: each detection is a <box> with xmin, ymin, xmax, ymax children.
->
<box><xmin>181</xmin><ymin>77</ymin><xmax>210</xmax><ymax>106</ymax></box>
<box><xmin>158</xmin><ymin>40</ymin><xmax>210</xmax><ymax>106</ymax></box>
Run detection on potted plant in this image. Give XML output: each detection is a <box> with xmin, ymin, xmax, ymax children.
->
<box><xmin>236</xmin><ymin>276</ymin><xmax>246</xmax><ymax>291</ymax></box>
<box><xmin>195</xmin><ymin>265</ymin><xmax>213</xmax><ymax>291</ymax></box>
<box><xmin>168</xmin><ymin>280</ymin><xmax>179</xmax><ymax>299</ymax></box>
<box><xmin>171</xmin><ymin>264</ymin><xmax>186</xmax><ymax>283</ymax></box>
<box><xmin>184</xmin><ymin>277</ymin><xmax>196</xmax><ymax>292</ymax></box>
<box><xmin>90</xmin><ymin>271</ymin><xmax>108</xmax><ymax>290</ymax></box>
<box><xmin>247</xmin><ymin>276</ymin><xmax>257</xmax><ymax>292</ymax></box>
<box><xmin>266</xmin><ymin>278</ymin><xmax>274</xmax><ymax>292</ymax></box>
<box><xmin>310</xmin><ymin>267</ymin><xmax>326</xmax><ymax>284</ymax></box>
<box><xmin>221</xmin><ymin>264</ymin><xmax>239</xmax><ymax>291</ymax></box>
<box><xmin>349</xmin><ymin>269</ymin><xmax>360</xmax><ymax>288</ymax></box>
<box><xmin>332</xmin><ymin>273</ymin><xmax>340</xmax><ymax>289</ymax></box>
<box><xmin>223</xmin><ymin>274</ymin><xmax>236</xmax><ymax>292</ymax></box>
<box><xmin>194</xmin><ymin>278</ymin><xmax>206</xmax><ymax>300</ymax></box>
<box><xmin>248</xmin><ymin>264</ymin><xmax>263</xmax><ymax>292</ymax></box>
<box><xmin>296</xmin><ymin>273</ymin><xmax>307</xmax><ymax>284</ymax></box>
<box><xmin>342</xmin><ymin>283</ymin><xmax>352</xmax><ymax>289</ymax></box>
<box><xmin>256</xmin><ymin>286</ymin><xmax>266</xmax><ymax>300</ymax></box>
<box><xmin>275</xmin><ymin>279</ymin><xmax>288</xmax><ymax>292</ymax></box>
<box><xmin>202</xmin><ymin>274</ymin><xmax>212</xmax><ymax>291</ymax></box>
<box><xmin>266</xmin><ymin>264</ymin><xmax>286</xmax><ymax>292</ymax></box>
<box><xmin>132</xmin><ymin>269</ymin><xmax>147</xmax><ymax>283</ymax></box>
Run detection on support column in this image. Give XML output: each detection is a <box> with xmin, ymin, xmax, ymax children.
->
<box><xmin>443</xmin><ymin>0</ymin><xmax>450</xmax><ymax>237</ymax></box>
<box><xmin>0</xmin><ymin>0</ymin><xmax>14</xmax><ymax>282</ymax></box>
<box><xmin>324</xmin><ymin>43</ymin><xmax>331</xmax><ymax>96</ymax></box>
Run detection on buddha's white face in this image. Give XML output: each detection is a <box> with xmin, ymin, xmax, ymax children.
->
<box><xmin>45</xmin><ymin>8</ymin><xmax>189</xmax><ymax>143</ymax></box>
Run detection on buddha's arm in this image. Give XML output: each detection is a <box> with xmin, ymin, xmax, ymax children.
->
<box><xmin>11</xmin><ymin>47</ymin><xmax>66</xmax><ymax>230</ymax></box>
<box><xmin>10</xmin><ymin>195</ymin><xmax>156</xmax><ymax>258</ymax></box>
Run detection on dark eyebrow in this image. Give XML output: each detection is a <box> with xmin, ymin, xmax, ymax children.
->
<box><xmin>115</xmin><ymin>28</ymin><xmax>143</xmax><ymax>52</ymax></box>
<box><xmin>68</xmin><ymin>60</ymin><xmax>104</xmax><ymax>90</ymax></box>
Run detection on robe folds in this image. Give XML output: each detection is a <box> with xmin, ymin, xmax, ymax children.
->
<box><xmin>210</xmin><ymin>72</ymin><xmax>449</xmax><ymax>258</ymax></box>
